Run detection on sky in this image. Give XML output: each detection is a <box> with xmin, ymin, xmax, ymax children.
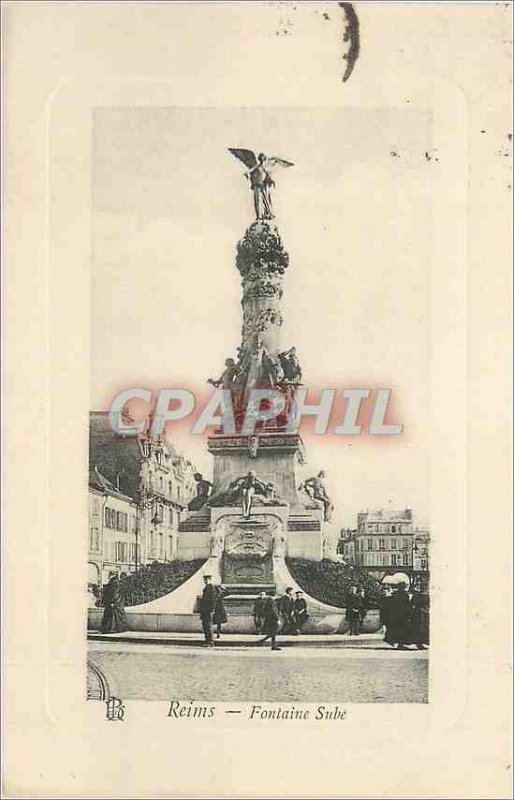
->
<box><xmin>91</xmin><ymin>106</ymin><xmax>433</xmax><ymax>527</ymax></box>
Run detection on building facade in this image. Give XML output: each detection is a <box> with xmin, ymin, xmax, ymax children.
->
<box><xmin>338</xmin><ymin>509</ymin><xmax>430</xmax><ymax>583</ymax></box>
<box><xmin>88</xmin><ymin>471</ymin><xmax>139</xmax><ymax>586</ymax></box>
<box><xmin>88</xmin><ymin>412</ymin><xmax>197</xmax><ymax>586</ymax></box>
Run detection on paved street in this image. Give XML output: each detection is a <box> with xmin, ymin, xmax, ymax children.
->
<box><xmin>88</xmin><ymin>640</ymin><xmax>428</xmax><ymax>703</ymax></box>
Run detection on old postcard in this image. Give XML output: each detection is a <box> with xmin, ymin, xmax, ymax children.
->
<box><xmin>3</xmin><ymin>1</ymin><xmax>512</xmax><ymax>797</ymax></box>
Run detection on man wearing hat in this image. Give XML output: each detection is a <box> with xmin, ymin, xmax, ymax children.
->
<box><xmin>278</xmin><ymin>587</ymin><xmax>296</xmax><ymax>634</ymax></box>
<box><xmin>199</xmin><ymin>574</ymin><xmax>217</xmax><ymax>646</ymax></box>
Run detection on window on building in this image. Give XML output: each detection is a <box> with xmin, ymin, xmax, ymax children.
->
<box><xmin>391</xmin><ymin>525</ymin><xmax>396</xmax><ymax>533</ymax></box>
<box><xmin>168</xmin><ymin>481</ymin><xmax>172</xmax><ymax>497</ymax></box>
<box><xmin>403</xmin><ymin>538</ymin><xmax>409</xmax><ymax>550</ymax></box>
<box><xmin>159</xmin><ymin>532</ymin><xmax>164</xmax><ymax>558</ymax></box>
<box><xmin>169</xmin><ymin>507</ymin><xmax>174</xmax><ymax>526</ymax></box>
<box><xmin>382</xmin><ymin>554</ymin><xmax>388</xmax><ymax>566</ymax></box>
<box><xmin>379</xmin><ymin>538</ymin><xmax>385</xmax><ymax>550</ymax></box>
<box><xmin>391</xmin><ymin>538</ymin><xmax>397</xmax><ymax>550</ymax></box>
<box><xmin>391</xmin><ymin>553</ymin><xmax>400</xmax><ymax>566</ymax></box>
<box><xmin>168</xmin><ymin>536</ymin><xmax>173</xmax><ymax>558</ymax></box>
<box><xmin>402</xmin><ymin>553</ymin><xmax>409</xmax><ymax>566</ymax></box>
<box><xmin>367</xmin><ymin>538</ymin><xmax>373</xmax><ymax>549</ymax></box>
<box><xmin>89</xmin><ymin>527</ymin><xmax>99</xmax><ymax>551</ymax></box>
<box><xmin>116</xmin><ymin>511</ymin><xmax>127</xmax><ymax>532</ymax></box>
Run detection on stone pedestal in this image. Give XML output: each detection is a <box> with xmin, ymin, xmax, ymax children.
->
<box><xmin>207</xmin><ymin>430</ymin><xmax>304</xmax><ymax>506</ymax></box>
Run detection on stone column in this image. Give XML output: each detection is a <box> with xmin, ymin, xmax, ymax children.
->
<box><xmin>236</xmin><ymin>220</ymin><xmax>289</xmax><ymax>364</ymax></box>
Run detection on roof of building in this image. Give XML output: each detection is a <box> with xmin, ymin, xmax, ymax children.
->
<box><xmin>88</xmin><ymin>464</ymin><xmax>135</xmax><ymax>504</ymax></box>
<box><xmin>89</xmin><ymin>412</ymin><xmax>195</xmax><ymax>503</ymax></box>
<box><xmin>358</xmin><ymin>509</ymin><xmax>413</xmax><ymax>522</ymax></box>
<box><xmin>89</xmin><ymin>412</ymin><xmax>146</xmax><ymax>501</ymax></box>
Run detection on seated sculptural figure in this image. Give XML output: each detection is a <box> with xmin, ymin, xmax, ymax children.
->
<box><xmin>299</xmin><ymin>470</ymin><xmax>334</xmax><ymax>522</ymax></box>
<box><xmin>188</xmin><ymin>472</ymin><xmax>213</xmax><ymax>511</ymax></box>
<box><xmin>278</xmin><ymin>346</ymin><xmax>302</xmax><ymax>384</ymax></box>
<box><xmin>207</xmin><ymin>358</ymin><xmax>239</xmax><ymax>389</ymax></box>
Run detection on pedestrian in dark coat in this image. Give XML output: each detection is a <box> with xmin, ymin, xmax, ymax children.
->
<box><xmin>199</xmin><ymin>574</ymin><xmax>217</xmax><ymax>646</ymax></box>
<box><xmin>101</xmin><ymin>573</ymin><xmax>128</xmax><ymax>633</ymax></box>
<box><xmin>385</xmin><ymin>584</ymin><xmax>411</xmax><ymax>649</ymax></box>
<box><xmin>293</xmin><ymin>591</ymin><xmax>309</xmax><ymax>633</ymax></box>
<box><xmin>278</xmin><ymin>587</ymin><xmax>296</xmax><ymax>634</ymax></box>
<box><xmin>213</xmin><ymin>585</ymin><xmax>228</xmax><ymax>639</ymax></box>
<box><xmin>345</xmin><ymin>586</ymin><xmax>363</xmax><ymax>635</ymax></box>
<box><xmin>253</xmin><ymin>591</ymin><xmax>267</xmax><ymax>634</ymax></box>
<box><xmin>259</xmin><ymin>595</ymin><xmax>281</xmax><ymax>650</ymax></box>
<box><xmin>407</xmin><ymin>589</ymin><xmax>429</xmax><ymax>649</ymax></box>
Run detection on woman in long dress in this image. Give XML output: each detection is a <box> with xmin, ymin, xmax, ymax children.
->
<box><xmin>101</xmin><ymin>572</ymin><xmax>128</xmax><ymax>633</ymax></box>
<box><xmin>384</xmin><ymin>583</ymin><xmax>411</xmax><ymax>649</ymax></box>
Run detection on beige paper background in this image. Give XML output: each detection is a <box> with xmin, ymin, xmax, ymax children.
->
<box><xmin>3</xmin><ymin>1</ymin><xmax>511</xmax><ymax>797</ymax></box>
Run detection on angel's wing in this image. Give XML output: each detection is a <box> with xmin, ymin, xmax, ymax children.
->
<box><xmin>266</xmin><ymin>156</ymin><xmax>295</xmax><ymax>173</ymax></box>
<box><xmin>228</xmin><ymin>148</ymin><xmax>258</xmax><ymax>170</ymax></box>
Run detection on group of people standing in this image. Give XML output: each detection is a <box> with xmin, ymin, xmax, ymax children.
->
<box><xmin>199</xmin><ymin>576</ymin><xmax>309</xmax><ymax>651</ymax></box>
<box><xmin>345</xmin><ymin>586</ymin><xmax>369</xmax><ymax>636</ymax></box>
<box><xmin>379</xmin><ymin>582</ymin><xmax>429</xmax><ymax>650</ymax></box>
<box><xmin>253</xmin><ymin>586</ymin><xmax>309</xmax><ymax>650</ymax></box>
<box><xmin>93</xmin><ymin>572</ymin><xmax>429</xmax><ymax>651</ymax></box>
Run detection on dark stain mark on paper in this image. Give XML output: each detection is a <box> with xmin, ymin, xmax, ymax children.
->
<box><xmin>390</xmin><ymin>150</ymin><xmax>400</xmax><ymax>158</ymax></box>
<box><xmin>339</xmin><ymin>3</ymin><xmax>360</xmax><ymax>83</ymax></box>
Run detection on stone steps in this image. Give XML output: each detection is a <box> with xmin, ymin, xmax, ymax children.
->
<box><xmin>221</xmin><ymin>583</ymin><xmax>276</xmax><ymax>596</ymax></box>
<box><xmin>197</xmin><ymin>583</ymin><xmax>277</xmax><ymax>614</ymax></box>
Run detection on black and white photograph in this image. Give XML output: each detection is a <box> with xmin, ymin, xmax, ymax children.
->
<box><xmin>4</xmin><ymin>2</ymin><xmax>511</xmax><ymax>798</ymax></box>
<box><xmin>86</xmin><ymin>104</ymin><xmax>434</xmax><ymax>704</ymax></box>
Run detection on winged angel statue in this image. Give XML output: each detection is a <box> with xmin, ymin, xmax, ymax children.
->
<box><xmin>229</xmin><ymin>149</ymin><xmax>294</xmax><ymax>220</ymax></box>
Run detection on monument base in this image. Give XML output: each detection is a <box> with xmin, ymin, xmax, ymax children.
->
<box><xmin>207</xmin><ymin>431</ymin><xmax>305</xmax><ymax>506</ymax></box>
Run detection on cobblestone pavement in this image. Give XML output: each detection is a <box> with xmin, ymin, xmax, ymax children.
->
<box><xmin>88</xmin><ymin>641</ymin><xmax>428</xmax><ymax>703</ymax></box>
